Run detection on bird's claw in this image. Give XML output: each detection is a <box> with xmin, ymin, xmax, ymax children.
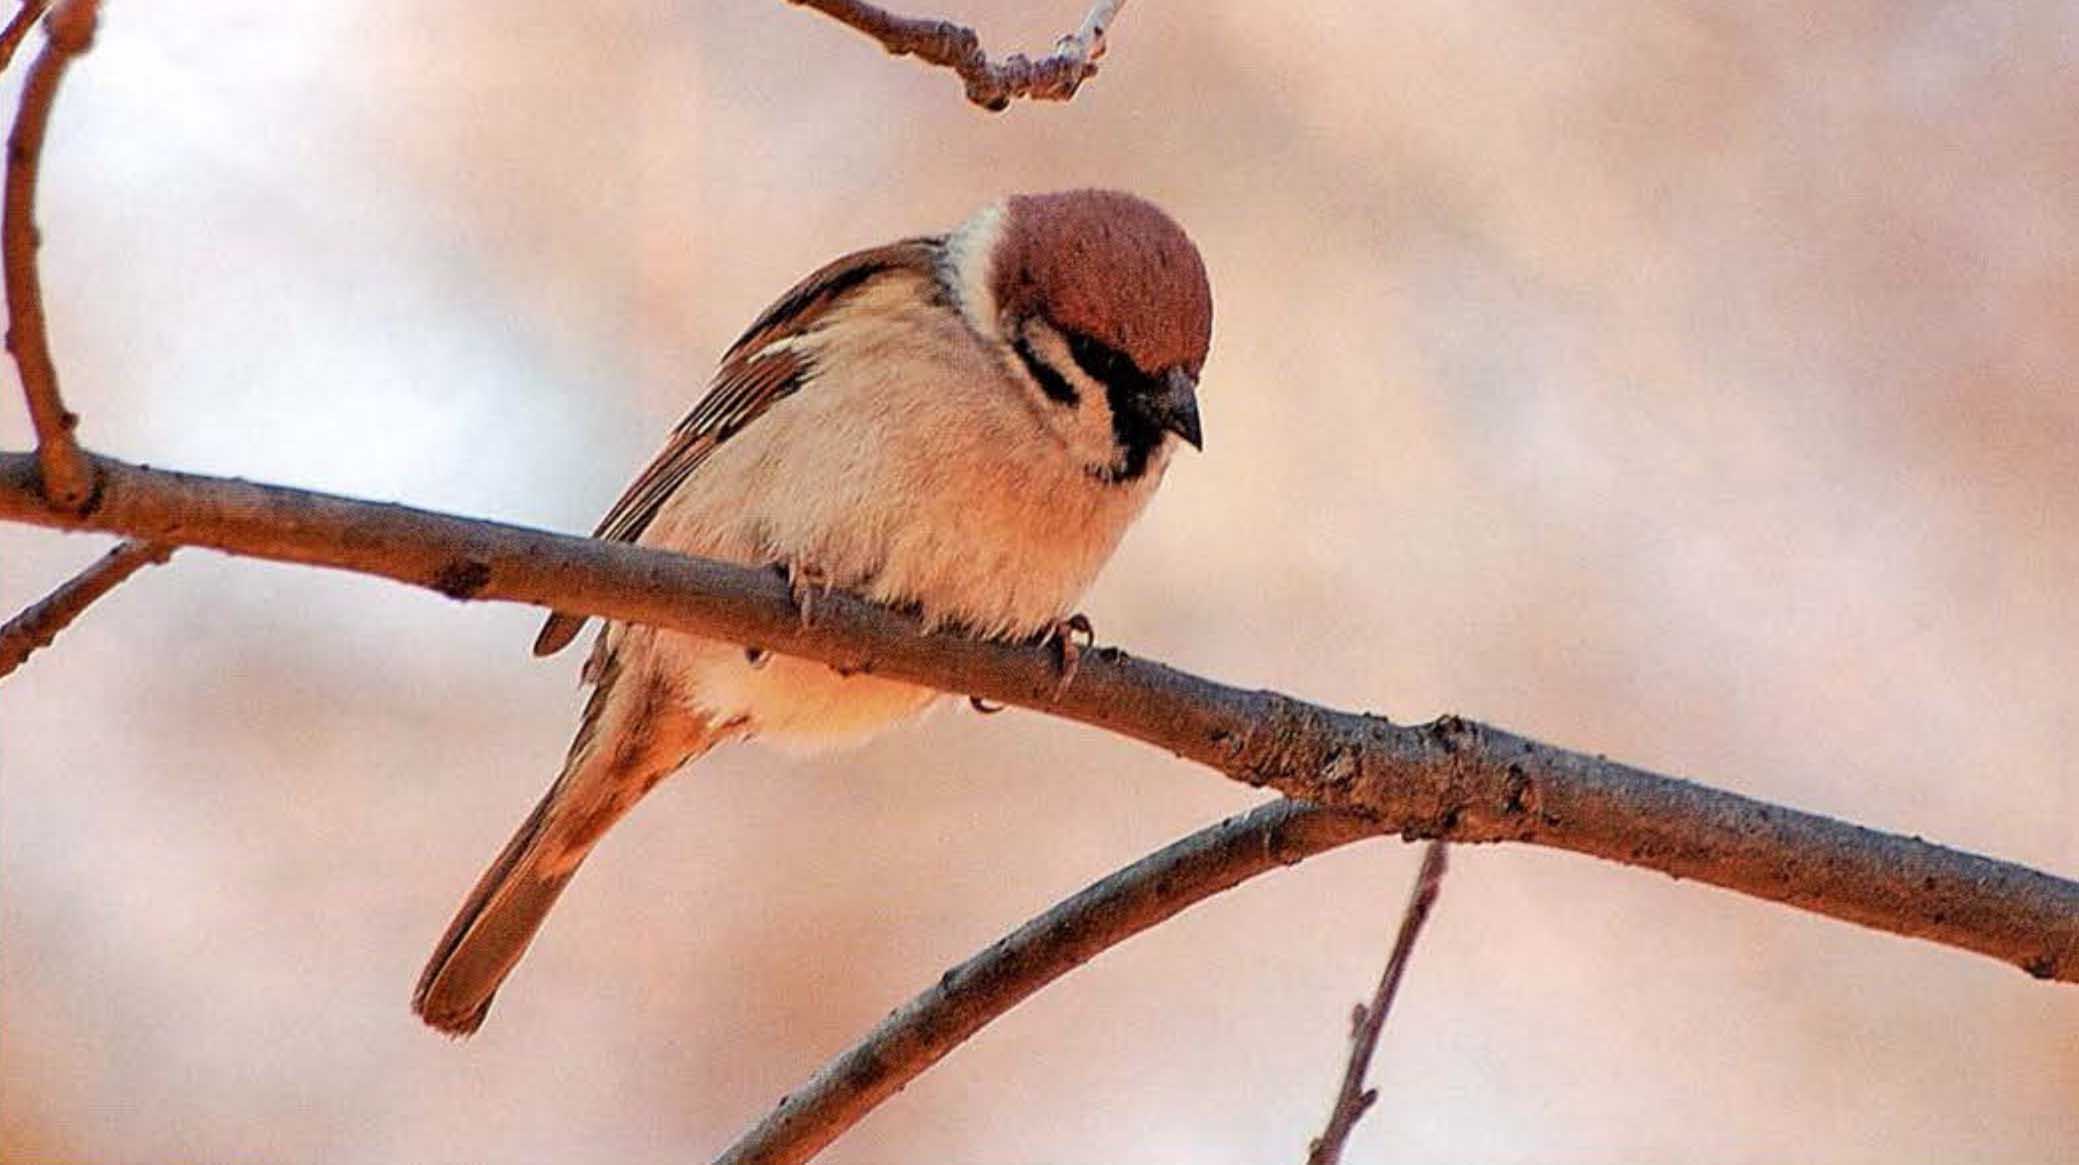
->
<box><xmin>969</xmin><ymin>695</ymin><xmax>1005</xmax><ymax>715</ymax></box>
<box><xmin>1046</xmin><ymin>613</ymin><xmax>1095</xmax><ymax>699</ymax></box>
<box><xmin>783</xmin><ymin>562</ymin><xmax>830</xmax><ymax>629</ymax></box>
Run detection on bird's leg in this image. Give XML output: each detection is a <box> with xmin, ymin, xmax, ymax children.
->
<box><xmin>1044</xmin><ymin>613</ymin><xmax>1095</xmax><ymax>699</ymax></box>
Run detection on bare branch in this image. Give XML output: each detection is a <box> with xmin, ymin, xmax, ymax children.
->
<box><xmin>4</xmin><ymin>0</ymin><xmax>97</xmax><ymax>511</ymax></box>
<box><xmin>788</xmin><ymin>0</ymin><xmax>1126</xmax><ymax>111</ymax></box>
<box><xmin>0</xmin><ymin>537</ymin><xmax>169</xmax><ymax>678</ymax></box>
<box><xmin>0</xmin><ymin>2</ymin><xmax>52</xmax><ymax>76</ymax></box>
<box><xmin>1306</xmin><ymin>841</ymin><xmax>1448</xmax><ymax>1165</ymax></box>
<box><xmin>1</xmin><ymin>449</ymin><xmax>2074</xmax><ymax>986</ymax></box>
<box><xmin>715</xmin><ymin>799</ymin><xmax>1378</xmax><ymax>1165</ymax></box>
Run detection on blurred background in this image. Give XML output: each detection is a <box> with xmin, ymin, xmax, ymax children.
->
<box><xmin>3</xmin><ymin>1</ymin><xmax>2076</xmax><ymax>1160</ymax></box>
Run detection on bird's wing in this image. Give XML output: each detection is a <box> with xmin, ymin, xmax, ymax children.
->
<box><xmin>533</xmin><ymin>237</ymin><xmax>945</xmax><ymax>657</ymax></box>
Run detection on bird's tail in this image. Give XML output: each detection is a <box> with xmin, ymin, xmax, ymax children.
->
<box><xmin>411</xmin><ymin>781</ymin><xmax>579</xmax><ymax>1035</ymax></box>
<box><xmin>413</xmin><ymin>653</ymin><xmax>716</xmax><ymax>1036</ymax></box>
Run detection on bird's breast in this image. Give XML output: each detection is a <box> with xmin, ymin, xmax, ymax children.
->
<box><xmin>649</xmin><ymin>291</ymin><xmax>1165</xmax><ymax>638</ymax></box>
<box><xmin>635</xmin><ymin>287</ymin><xmax>1167</xmax><ymax>747</ymax></box>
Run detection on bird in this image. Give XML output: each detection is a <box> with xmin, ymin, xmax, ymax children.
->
<box><xmin>412</xmin><ymin>189</ymin><xmax>1213</xmax><ymax>1035</ymax></box>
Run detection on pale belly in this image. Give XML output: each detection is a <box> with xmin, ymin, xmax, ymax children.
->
<box><xmin>653</xmin><ymin>632</ymin><xmax>942</xmax><ymax>751</ymax></box>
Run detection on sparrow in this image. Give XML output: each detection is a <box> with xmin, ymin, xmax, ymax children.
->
<box><xmin>412</xmin><ymin>189</ymin><xmax>1213</xmax><ymax>1035</ymax></box>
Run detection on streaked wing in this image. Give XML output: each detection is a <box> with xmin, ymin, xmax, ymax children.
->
<box><xmin>533</xmin><ymin>237</ymin><xmax>945</xmax><ymax>657</ymax></box>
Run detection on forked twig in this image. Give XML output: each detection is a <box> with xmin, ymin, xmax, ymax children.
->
<box><xmin>4</xmin><ymin>0</ymin><xmax>98</xmax><ymax>511</ymax></box>
<box><xmin>1305</xmin><ymin>841</ymin><xmax>1449</xmax><ymax>1165</ymax></box>
<box><xmin>0</xmin><ymin>538</ymin><xmax>171</xmax><ymax>678</ymax></box>
<box><xmin>789</xmin><ymin>0</ymin><xmax>1126</xmax><ymax>111</ymax></box>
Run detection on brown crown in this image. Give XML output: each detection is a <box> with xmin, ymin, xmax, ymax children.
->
<box><xmin>991</xmin><ymin>190</ymin><xmax>1213</xmax><ymax>378</ymax></box>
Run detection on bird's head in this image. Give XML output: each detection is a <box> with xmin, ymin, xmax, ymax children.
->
<box><xmin>948</xmin><ymin>189</ymin><xmax>1213</xmax><ymax>482</ymax></box>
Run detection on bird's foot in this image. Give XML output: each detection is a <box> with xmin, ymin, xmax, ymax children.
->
<box><xmin>1045</xmin><ymin>613</ymin><xmax>1095</xmax><ymax>699</ymax></box>
<box><xmin>781</xmin><ymin>561</ymin><xmax>831</xmax><ymax>629</ymax></box>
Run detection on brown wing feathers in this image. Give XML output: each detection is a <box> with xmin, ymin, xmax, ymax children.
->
<box><xmin>531</xmin><ymin>238</ymin><xmax>946</xmax><ymax>658</ymax></box>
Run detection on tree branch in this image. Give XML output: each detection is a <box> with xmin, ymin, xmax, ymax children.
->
<box><xmin>1305</xmin><ymin>841</ymin><xmax>1448</xmax><ymax>1165</ymax></box>
<box><xmin>0</xmin><ymin>1</ymin><xmax>52</xmax><ymax>76</ymax></box>
<box><xmin>787</xmin><ymin>0</ymin><xmax>1125</xmax><ymax>111</ymax></box>
<box><xmin>2</xmin><ymin>448</ymin><xmax>2073</xmax><ymax>985</ymax></box>
<box><xmin>0</xmin><ymin>536</ymin><xmax>169</xmax><ymax>678</ymax></box>
<box><xmin>714</xmin><ymin>799</ymin><xmax>1379</xmax><ymax>1165</ymax></box>
<box><xmin>3</xmin><ymin>0</ymin><xmax>96</xmax><ymax>512</ymax></box>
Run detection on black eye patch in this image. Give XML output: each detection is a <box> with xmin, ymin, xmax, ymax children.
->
<box><xmin>1065</xmin><ymin>332</ymin><xmax>1156</xmax><ymax>397</ymax></box>
<box><xmin>1063</xmin><ymin>330</ymin><xmax>1174</xmax><ymax>484</ymax></box>
<box><xmin>1012</xmin><ymin>333</ymin><xmax>1080</xmax><ymax>406</ymax></box>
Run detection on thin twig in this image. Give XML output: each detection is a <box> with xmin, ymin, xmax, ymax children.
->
<box><xmin>0</xmin><ymin>1</ymin><xmax>52</xmax><ymax>76</ymax></box>
<box><xmin>788</xmin><ymin>0</ymin><xmax>1126</xmax><ymax>111</ymax></box>
<box><xmin>1306</xmin><ymin>841</ymin><xmax>1449</xmax><ymax>1165</ymax></box>
<box><xmin>4</xmin><ymin>0</ymin><xmax>96</xmax><ymax>511</ymax></box>
<box><xmin>714</xmin><ymin>799</ymin><xmax>1379</xmax><ymax>1165</ymax></box>
<box><xmin>1</xmin><ymin>450</ymin><xmax>2074</xmax><ymax>987</ymax></box>
<box><xmin>0</xmin><ymin>537</ymin><xmax>170</xmax><ymax>678</ymax></box>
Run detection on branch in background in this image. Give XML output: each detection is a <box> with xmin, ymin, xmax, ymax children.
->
<box><xmin>715</xmin><ymin>799</ymin><xmax>1379</xmax><ymax>1165</ymax></box>
<box><xmin>789</xmin><ymin>0</ymin><xmax>1126</xmax><ymax>111</ymax></box>
<box><xmin>0</xmin><ymin>1</ymin><xmax>52</xmax><ymax>75</ymax></box>
<box><xmin>1305</xmin><ymin>841</ymin><xmax>1449</xmax><ymax>1165</ymax></box>
<box><xmin>0</xmin><ymin>537</ymin><xmax>170</xmax><ymax>678</ymax></box>
<box><xmin>3</xmin><ymin>0</ymin><xmax>97</xmax><ymax>511</ymax></box>
<box><xmin>2</xmin><ymin>450</ymin><xmax>2074</xmax><ymax>986</ymax></box>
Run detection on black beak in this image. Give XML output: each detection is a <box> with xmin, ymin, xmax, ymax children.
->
<box><xmin>1148</xmin><ymin>367</ymin><xmax>1204</xmax><ymax>450</ymax></box>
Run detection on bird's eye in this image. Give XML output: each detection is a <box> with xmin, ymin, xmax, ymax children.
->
<box><xmin>1066</xmin><ymin>332</ymin><xmax>1134</xmax><ymax>388</ymax></box>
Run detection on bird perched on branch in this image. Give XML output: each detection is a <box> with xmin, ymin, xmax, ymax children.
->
<box><xmin>413</xmin><ymin>189</ymin><xmax>1213</xmax><ymax>1035</ymax></box>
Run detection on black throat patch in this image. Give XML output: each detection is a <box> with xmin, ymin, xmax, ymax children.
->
<box><xmin>1065</xmin><ymin>331</ymin><xmax>1167</xmax><ymax>483</ymax></box>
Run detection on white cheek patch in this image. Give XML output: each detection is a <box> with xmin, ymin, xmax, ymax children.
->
<box><xmin>944</xmin><ymin>200</ymin><xmax>1008</xmax><ymax>343</ymax></box>
<box><xmin>1014</xmin><ymin>317</ymin><xmax>1132</xmax><ymax>472</ymax></box>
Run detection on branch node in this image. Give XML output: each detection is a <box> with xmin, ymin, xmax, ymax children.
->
<box><xmin>792</xmin><ymin>0</ymin><xmax>1127</xmax><ymax>111</ymax></box>
<box><xmin>43</xmin><ymin>0</ymin><xmax>94</xmax><ymax>53</ymax></box>
<box><xmin>431</xmin><ymin>557</ymin><xmax>493</xmax><ymax>600</ymax></box>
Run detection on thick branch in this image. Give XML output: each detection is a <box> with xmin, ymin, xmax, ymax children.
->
<box><xmin>0</xmin><ymin>536</ymin><xmax>169</xmax><ymax>678</ymax></box>
<box><xmin>1</xmin><ymin>449</ymin><xmax>2074</xmax><ymax>984</ymax></box>
<box><xmin>788</xmin><ymin>0</ymin><xmax>1124</xmax><ymax>111</ymax></box>
<box><xmin>715</xmin><ymin>799</ymin><xmax>1379</xmax><ymax>1165</ymax></box>
<box><xmin>3</xmin><ymin>0</ymin><xmax>95</xmax><ymax>511</ymax></box>
<box><xmin>1306</xmin><ymin>841</ymin><xmax>1448</xmax><ymax>1165</ymax></box>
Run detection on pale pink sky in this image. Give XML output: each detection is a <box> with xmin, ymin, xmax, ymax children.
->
<box><xmin>3</xmin><ymin>2</ymin><xmax>2075</xmax><ymax>1160</ymax></box>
